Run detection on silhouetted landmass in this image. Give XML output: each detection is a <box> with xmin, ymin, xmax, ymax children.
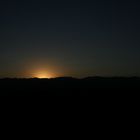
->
<box><xmin>0</xmin><ymin>77</ymin><xmax>140</xmax><ymax>96</ymax></box>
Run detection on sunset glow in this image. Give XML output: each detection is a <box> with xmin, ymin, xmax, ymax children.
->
<box><xmin>32</xmin><ymin>70</ymin><xmax>55</xmax><ymax>79</ymax></box>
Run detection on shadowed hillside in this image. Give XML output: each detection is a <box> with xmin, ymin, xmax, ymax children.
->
<box><xmin>0</xmin><ymin>77</ymin><xmax>140</xmax><ymax>96</ymax></box>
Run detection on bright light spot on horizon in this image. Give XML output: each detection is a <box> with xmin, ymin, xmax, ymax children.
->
<box><xmin>32</xmin><ymin>70</ymin><xmax>55</xmax><ymax>79</ymax></box>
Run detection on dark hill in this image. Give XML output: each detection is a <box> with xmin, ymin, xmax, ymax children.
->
<box><xmin>0</xmin><ymin>77</ymin><xmax>140</xmax><ymax>96</ymax></box>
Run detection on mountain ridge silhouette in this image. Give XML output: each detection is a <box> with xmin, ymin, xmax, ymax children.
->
<box><xmin>0</xmin><ymin>76</ymin><xmax>140</xmax><ymax>95</ymax></box>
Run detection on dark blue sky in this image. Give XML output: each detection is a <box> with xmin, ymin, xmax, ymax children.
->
<box><xmin>0</xmin><ymin>0</ymin><xmax>140</xmax><ymax>77</ymax></box>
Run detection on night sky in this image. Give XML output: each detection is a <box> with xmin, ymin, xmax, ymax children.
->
<box><xmin>0</xmin><ymin>0</ymin><xmax>140</xmax><ymax>78</ymax></box>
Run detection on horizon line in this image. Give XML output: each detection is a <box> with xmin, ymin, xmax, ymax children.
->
<box><xmin>0</xmin><ymin>76</ymin><xmax>140</xmax><ymax>79</ymax></box>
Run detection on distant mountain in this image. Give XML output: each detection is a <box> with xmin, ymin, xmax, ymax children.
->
<box><xmin>0</xmin><ymin>77</ymin><xmax>140</xmax><ymax>96</ymax></box>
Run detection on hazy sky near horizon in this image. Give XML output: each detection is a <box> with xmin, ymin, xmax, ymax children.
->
<box><xmin>0</xmin><ymin>0</ymin><xmax>140</xmax><ymax>78</ymax></box>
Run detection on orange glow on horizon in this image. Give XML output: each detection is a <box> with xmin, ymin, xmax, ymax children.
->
<box><xmin>32</xmin><ymin>69</ymin><xmax>55</xmax><ymax>79</ymax></box>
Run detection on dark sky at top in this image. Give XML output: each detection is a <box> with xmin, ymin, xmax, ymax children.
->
<box><xmin>0</xmin><ymin>0</ymin><xmax>140</xmax><ymax>77</ymax></box>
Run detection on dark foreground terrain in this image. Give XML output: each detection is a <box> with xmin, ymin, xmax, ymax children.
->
<box><xmin>0</xmin><ymin>77</ymin><xmax>140</xmax><ymax>96</ymax></box>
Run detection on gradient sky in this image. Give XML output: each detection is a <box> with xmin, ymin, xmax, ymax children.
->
<box><xmin>0</xmin><ymin>0</ymin><xmax>140</xmax><ymax>78</ymax></box>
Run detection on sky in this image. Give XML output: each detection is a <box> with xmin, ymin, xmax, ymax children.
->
<box><xmin>0</xmin><ymin>0</ymin><xmax>140</xmax><ymax>78</ymax></box>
